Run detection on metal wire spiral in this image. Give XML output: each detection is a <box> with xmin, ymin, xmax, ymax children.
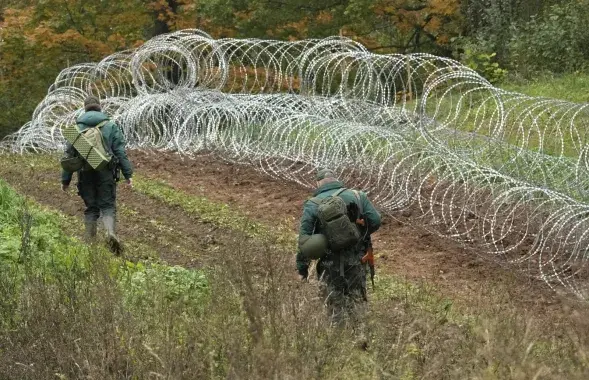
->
<box><xmin>3</xmin><ymin>29</ymin><xmax>589</xmax><ymax>299</ymax></box>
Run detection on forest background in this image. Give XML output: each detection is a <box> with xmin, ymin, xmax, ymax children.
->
<box><xmin>1</xmin><ymin>0</ymin><xmax>588</xmax><ymax>138</ymax></box>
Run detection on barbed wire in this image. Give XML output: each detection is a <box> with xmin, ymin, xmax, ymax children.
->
<box><xmin>2</xmin><ymin>29</ymin><xmax>589</xmax><ymax>299</ymax></box>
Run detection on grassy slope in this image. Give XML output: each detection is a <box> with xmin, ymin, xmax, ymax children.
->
<box><xmin>1</xmin><ymin>75</ymin><xmax>589</xmax><ymax>379</ymax></box>
<box><xmin>2</xmin><ymin>155</ymin><xmax>589</xmax><ymax>378</ymax></box>
<box><xmin>501</xmin><ymin>72</ymin><xmax>589</xmax><ymax>104</ymax></box>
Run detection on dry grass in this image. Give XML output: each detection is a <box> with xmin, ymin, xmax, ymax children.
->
<box><xmin>2</xmin><ymin>241</ymin><xmax>589</xmax><ymax>379</ymax></box>
<box><xmin>1</xmin><ymin>178</ymin><xmax>589</xmax><ymax>379</ymax></box>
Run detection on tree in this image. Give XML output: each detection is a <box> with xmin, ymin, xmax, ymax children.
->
<box><xmin>0</xmin><ymin>0</ymin><xmax>152</xmax><ymax>137</ymax></box>
<box><xmin>342</xmin><ymin>0</ymin><xmax>463</xmax><ymax>54</ymax></box>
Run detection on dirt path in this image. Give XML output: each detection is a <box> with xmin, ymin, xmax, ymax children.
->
<box><xmin>0</xmin><ymin>163</ymin><xmax>255</xmax><ymax>269</ymax></box>
<box><xmin>2</xmin><ymin>151</ymin><xmax>589</xmax><ymax>328</ymax></box>
<box><xmin>130</xmin><ymin>150</ymin><xmax>589</xmax><ymax>324</ymax></box>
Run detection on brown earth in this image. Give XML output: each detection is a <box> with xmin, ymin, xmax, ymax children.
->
<box><xmin>130</xmin><ymin>150</ymin><xmax>589</xmax><ymax>325</ymax></box>
<box><xmin>0</xmin><ymin>159</ymin><xmax>257</xmax><ymax>269</ymax></box>
<box><xmin>2</xmin><ymin>151</ymin><xmax>589</xmax><ymax>330</ymax></box>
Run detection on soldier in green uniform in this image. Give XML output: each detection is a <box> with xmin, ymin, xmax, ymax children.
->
<box><xmin>61</xmin><ymin>96</ymin><xmax>134</xmax><ymax>254</ymax></box>
<box><xmin>297</xmin><ymin>168</ymin><xmax>381</xmax><ymax>326</ymax></box>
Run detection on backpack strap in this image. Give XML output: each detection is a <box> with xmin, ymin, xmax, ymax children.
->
<box><xmin>93</xmin><ymin>120</ymin><xmax>114</xmax><ymax>158</ymax></box>
<box><xmin>78</xmin><ymin>120</ymin><xmax>113</xmax><ymax>165</ymax></box>
<box><xmin>307</xmin><ymin>197</ymin><xmax>320</xmax><ymax>205</ymax></box>
<box><xmin>352</xmin><ymin>190</ymin><xmax>364</xmax><ymax>215</ymax></box>
<box><xmin>308</xmin><ymin>187</ymin><xmax>347</xmax><ymax>206</ymax></box>
<box><xmin>96</xmin><ymin>120</ymin><xmax>110</xmax><ymax>129</ymax></box>
<box><xmin>97</xmin><ymin>120</ymin><xmax>111</xmax><ymax>155</ymax></box>
<box><xmin>79</xmin><ymin>120</ymin><xmax>109</xmax><ymax>131</ymax></box>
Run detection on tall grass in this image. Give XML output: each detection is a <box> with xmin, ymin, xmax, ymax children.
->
<box><xmin>2</xmin><ymin>178</ymin><xmax>589</xmax><ymax>378</ymax></box>
<box><xmin>502</xmin><ymin>73</ymin><xmax>589</xmax><ymax>104</ymax></box>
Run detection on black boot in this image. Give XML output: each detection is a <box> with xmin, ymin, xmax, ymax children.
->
<box><xmin>102</xmin><ymin>215</ymin><xmax>122</xmax><ymax>255</ymax></box>
<box><xmin>84</xmin><ymin>220</ymin><xmax>97</xmax><ymax>243</ymax></box>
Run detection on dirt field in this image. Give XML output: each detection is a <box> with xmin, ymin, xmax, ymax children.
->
<box><xmin>132</xmin><ymin>152</ymin><xmax>580</xmax><ymax>310</ymax></box>
<box><xmin>1</xmin><ymin>150</ymin><xmax>588</xmax><ymax>329</ymax></box>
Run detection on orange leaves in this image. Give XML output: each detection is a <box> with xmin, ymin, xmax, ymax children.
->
<box><xmin>147</xmin><ymin>0</ymin><xmax>191</xmax><ymax>31</ymax></box>
<box><xmin>370</xmin><ymin>0</ymin><xmax>461</xmax><ymax>29</ymax></box>
<box><xmin>426</xmin><ymin>16</ymin><xmax>442</xmax><ymax>34</ymax></box>
<box><xmin>339</xmin><ymin>0</ymin><xmax>462</xmax><ymax>53</ymax></box>
<box><xmin>285</xmin><ymin>18</ymin><xmax>309</xmax><ymax>39</ymax></box>
<box><xmin>107</xmin><ymin>33</ymin><xmax>128</xmax><ymax>51</ymax></box>
<box><xmin>372</xmin><ymin>0</ymin><xmax>394</xmax><ymax>17</ymax></box>
<box><xmin>316</xmin><ymin>10</ymin><xmax>333</xmax><ymax>25</ymax></box>
<box><xmin>0</xmin><ymin>0</ymin><xmax>157</xmax><ymax>93</ymax></box>
<box><xmin>270</xmin><ymin>17</ymin><xmax>310</xmax><ymax>40</ymax></box>
<box><xmin>234</xmin><ymin>10</ymin><xmax>251</xmax><ymax>22</ymax></box>
<box><xmin>1</xmin><ymin>7</ymin><xmax>30</xmax><ymax>27</ymax></box>
<box><xmin>430</xmin><ymin>0</ymin><xmax>459</xmax><ymax>16</ymax></box>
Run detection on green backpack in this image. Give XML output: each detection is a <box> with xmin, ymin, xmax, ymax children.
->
<box><xmin>81</xmin><ymin>120</ymin><xmax>112</xmax><ymax>161</ymax></box>
<box><xmin>60</xmin><ymin>120</ymin><xmax>112</xmax><ymax>172</ymax></box>
<box><xmin>310</xmin><ymin>188</ymin><xmax>362</xmax><ymax>253</ymax></box>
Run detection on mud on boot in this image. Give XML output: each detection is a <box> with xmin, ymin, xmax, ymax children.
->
<box><xmin>84</xmin><ymin>220</ymin><xmax>98</xmax><ymax>243</ymax></box>
<box><xmin>102</xmin><ymin>215</ymin><xmax>123</xmax><ymax>255</ymax></box>
<box><xmin>106</xmin><ymin>235</ymin><xmax>123</xmax><ymax>255</ymax></box>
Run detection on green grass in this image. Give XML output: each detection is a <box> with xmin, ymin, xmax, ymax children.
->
<box><xmin>0</xmin><ymin>177</ymin><xmax>209</xmax><ymax>300</ymax></box>
<box><xmin>4</xmin><ymin>157</ymin><xmax>589</xmax><ymax>378</ymax></box>
<box><xmin>502</xmin><ymin>72</ymin><xmax>589</xmax><ymax>104</ymax></box>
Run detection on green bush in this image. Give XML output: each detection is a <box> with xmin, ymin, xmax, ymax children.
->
<box><xmin>509</xmin><ymin>0</ymin><xmax>589</xmax><ymax>76</ymax></box>
<box><xmin>452</xmin><ymin>36</ymin><xmax>508</xmax><ymax>84</ymax></box>
<box><xmin>462</xmin><ymin>0</ymin><xmax>521</xmax><ymax>64</ymax></box>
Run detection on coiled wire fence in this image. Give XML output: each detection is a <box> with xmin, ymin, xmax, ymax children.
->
<box><xmin>3</xmin><ymin>29</ymin><xmax>589</xmax><ymax>299</ymax></box>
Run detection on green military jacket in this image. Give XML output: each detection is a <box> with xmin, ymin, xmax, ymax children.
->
<box><xmin>296</xmin><ymin>180</ymin><xmax>382</xmax><ymax>275</ymax></box>
<box><xmin>61</xmin><ymin>111</ymin><xmax>133</xmax><ymax>185</ymax></box>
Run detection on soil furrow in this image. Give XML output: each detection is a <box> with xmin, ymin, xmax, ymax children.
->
<box><xmin>0</xmin><ymin>164</ymin><xmax>248</xmax><ymax>268</ymax></box>
<box><xmin>130</xmin><ymin>150</ymin><xmax>589</xmax><ymax>323</ymax></box>
<box><xmin>3</xmin><ymin>151</ymin><xmax>589</xmax><ymax>327</ymax></box>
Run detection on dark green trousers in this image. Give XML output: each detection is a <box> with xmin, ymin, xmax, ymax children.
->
<box><xmin>76</xmin><ymin>169</ymin><xmax>116</xmax><ymax>222</ymax></box>
<box><xmin>317</xmin><ymin>258</ymin><xmax>368</xmax><ymax>325</ymax></box>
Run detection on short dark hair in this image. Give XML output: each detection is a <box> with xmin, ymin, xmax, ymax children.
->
<box><xmin>84</xmin><ymin>96</ymin><xmax>101</xmax><ymax>112</ymax></box>
<box><xmin>85</xmin><ymin>104</ymin><xmax>101</xmax><ymax>112</ymax></box>
<box><xmin>316</xmin><ymin>168</ymin><xmax>336</xmax><ymax>181</ymax></box>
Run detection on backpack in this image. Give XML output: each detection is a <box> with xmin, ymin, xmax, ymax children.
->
<box><xmin>309</xmin><ymin>188</ymin><xmax>362</xmax><ymax>253</ymax></box>
<box><xmin>80</xmin><ymin>120</ymin><xmax>112</xmax><ymax>162</ymax></box>
<box><xmin>61</xmin><ymin>120</ymin><xmax>113</xmax><ymax>172</ymax></box>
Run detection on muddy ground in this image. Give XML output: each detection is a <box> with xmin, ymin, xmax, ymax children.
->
<box><xmin>130</xmin><ymin>152</ymin><xmax>589</xmax><ymax>319</ymax></box>
<box><xmin>2</xmin><ymin>151</ymin><xmax>588</xmax><ymax>328</ymax></box>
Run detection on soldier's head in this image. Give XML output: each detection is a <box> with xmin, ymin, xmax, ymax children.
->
<box><xmin>84</xmin><ymin>96</ymin><xmax>101</xmax><ymax>112</ymax></box>
<box><xmin>315</xmin><ymin>168</ymin><xmax>338</xmax><ymax>187</ymax></box>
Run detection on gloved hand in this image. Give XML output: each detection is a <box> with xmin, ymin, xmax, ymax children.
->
<box><xmin>298</xmin><ymin>267</ymin><xmax>308</xmax><ymax>281</ymax></box>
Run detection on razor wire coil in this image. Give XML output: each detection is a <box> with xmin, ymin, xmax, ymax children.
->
<box><xmin>3</xmin><ymin>29</ymin><xmax>589</xmax><ymax>299</ymax></box>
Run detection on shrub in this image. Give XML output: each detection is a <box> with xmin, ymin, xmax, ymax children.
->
<box><xmin>452</xmin><ymin>36</ymin><xmax>508</xmax><ymax>84</ymax></box>
<box><xmin>509</xmin><ymin>0</ymin><xmax>589</xmax><ymax>76</ymax></box>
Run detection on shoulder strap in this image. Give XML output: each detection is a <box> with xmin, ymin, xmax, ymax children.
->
<box><xmin>79</xmin><ymin>120</ymin><xmax>109</xmax><ymax>132</ymax></box>
<box><xmin>84</xmin><ymin>120</ymin><xmax>113</xmax><ymax>157</ymax></box>
<box><xmin>352</xmin><ymin>190</ymin><xmax>364</xmax><ymax>215</ymax></box>
<box><xmin>308</xmin><ymin>197</ymin><xmax>320</xmax><ymax>205</ymax></box>
<box><xmin>96</xmin><ymin>120</ymin><xmax>110</xmax><ymax>129</ymax></box>
<box><xmin>308</xmin><ymin>188</ymin><xmax>347</xmax><ymax>205</ymax></box>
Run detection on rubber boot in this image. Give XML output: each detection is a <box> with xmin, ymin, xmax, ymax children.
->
<box><xmin>84</xmin><ymin>220</ymin><xmax>98</xmax><ymax>243</ymax></box>
<box><xmin>102</xmin><ymin>215</ymin><xmax>122</xmax><ymax>255</ymax></box>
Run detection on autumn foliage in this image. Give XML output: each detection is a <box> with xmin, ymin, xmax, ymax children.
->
<box><xmin>0</xmin><ymin>0</ymin><xmax>585</xmax><ymax>138</ymax></box>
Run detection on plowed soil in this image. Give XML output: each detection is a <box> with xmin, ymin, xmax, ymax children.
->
<box><xmin>2</xmin><ymin>151</ymin><xmax>588</xmax><ymax>327</ymax></box>
<box><xmin>0</xmin><ymin>157</ymin><xmax>259</xmax><ymax>269</ymax></box>
<box><xmin>130</xmin><ymin>151</ymin><xmax>589</xmax><ymax>323</ymax></box>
